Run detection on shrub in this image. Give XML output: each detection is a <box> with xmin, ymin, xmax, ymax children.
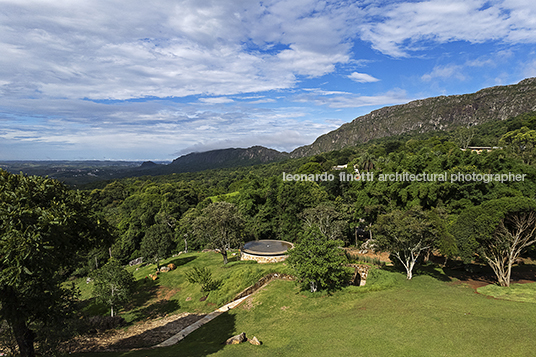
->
<box><xmin>185</xmin><ymin>267</ymin><xmax>222</xmax><ymax>294</ymax></box>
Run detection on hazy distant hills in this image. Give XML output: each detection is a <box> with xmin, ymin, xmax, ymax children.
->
<box><xmin>290</xmin><ymin>77</ymin><xmax>536</xmax><ymax>158</ymax></box>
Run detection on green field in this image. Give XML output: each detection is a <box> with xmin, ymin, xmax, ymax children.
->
<box><xmin>71</xmin><ymin>255</ymin><xmax>536</xmax><ymax>357</ymax></box>
<box><xmin>76</xmin><ymin>251</ymin><xmax>291</xmax><ymax>319</ymax></box>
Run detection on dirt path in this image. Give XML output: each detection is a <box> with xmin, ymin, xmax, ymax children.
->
<box><xmin>63</xmin><ymin>312</ymin><xmax>206</xmax><ymax>353</ymax></box>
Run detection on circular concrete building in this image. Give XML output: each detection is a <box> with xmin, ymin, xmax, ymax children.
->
<box><xmin>240</xmin><ymin>239</ymin><xmax>293</xmax><ymax>263</ymax></box>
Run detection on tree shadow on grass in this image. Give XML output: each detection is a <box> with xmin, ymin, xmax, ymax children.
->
<box><xmin>415</xmin><ymin>264</ymin><xmax>452</xmax><ymax>282</ymax></box>
<box><xmin>168</xmin><ymin>311</ymin><xmax>237</xmax><ymax>357</ymax></box>
<box><xmin>104</xmin><ymin>311</ymin><xmax>236</xmax><ymax>356</ymax></box>
<box><xmin>167</xmin><ymin>255</ymin><xmax>197</xmax><ymax>268</ymax></box>
<box><xmin>380</xmin><ymin>264</ymin><xmax>452</xmax><ymax>282</ymax></box>
<box><xmin>128</xmin><ymin>278</ymin><xmax>160</xmax><ymax>308</ymax></box>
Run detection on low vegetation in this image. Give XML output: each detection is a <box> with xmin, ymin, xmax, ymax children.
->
<box><xmin>477</xmin><ymin>281</ymin><xmax>536</xmax><ymax>303</ymax></box>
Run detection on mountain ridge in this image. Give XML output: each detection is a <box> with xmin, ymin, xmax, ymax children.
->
<box><xmin>166</xmin><ymin>145</ymin><xmax>289</xmax><ymax>173</ymax></box>
<box><xmin>289</xmin><ymin>77</ymin><xmax>536</xmax><ymax>158</ymax></box>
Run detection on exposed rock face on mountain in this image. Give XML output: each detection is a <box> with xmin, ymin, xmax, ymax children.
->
<box><xmin>167</xmin><ymin>146</ymin><xmax>289</xmax><ymax>173</ymax></box>
<box><xmin>290</xmin><ymin>78</ymin><xmax>536</xmax><ymax>158</ymax></box>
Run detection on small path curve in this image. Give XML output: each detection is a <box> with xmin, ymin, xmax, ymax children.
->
<box><xmin>153</xmin><ymin>295</ymin><xmax>251</xmax><ymax>348</ymax></box>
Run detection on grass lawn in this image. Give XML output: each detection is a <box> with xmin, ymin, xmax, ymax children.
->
<box><xmin>74</xmin><ymin>251</ymin><xmax>291</xmax><ymax>321</ymax></box>
<box><xmin>70</xmin><ymin>264</ymin><xmax>536</xmax><ymax>357</ymax></box>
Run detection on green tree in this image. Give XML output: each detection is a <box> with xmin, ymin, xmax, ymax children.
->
<box><xmin>499</xmin><ymin>126</ymin><xmax>536</xmax><ymax>164</ymax></box>
<box><xmin>287</xmin><ymin>227</ymin><xmax>350</xmax><ymax>292</ymax></box>
<box><xmin>0</xmin><ymin>170</ymin><xmax>111</xmax><ymax>357</ymax></box>
<box><xmin>140</xmin><ymin>223</ymin><xmax>173</xmax><ymax>270</ymax></box>
<box><xmin>91</xmin><ymin>258</ymin><xmax>135</xmax><ymax>317</ymax></box>
<box><xmin>300</xmin><ymin>202</ymin><xmax>347</xmax><ymax>241</ymax></box>
<box><xmin>453</xmin><ymin>197</ymin><xmax>536</xmax><ymax>287</ymax></box>
<box><xmin>451</xmin><ymin>125</ymin><xmax>475</xmax><ymax>149</ymax></box>
<box><xmin>194</xmin><ymin>202</ymin><xmax>243</xmax><ymax>264</ymax></box>
<box><xmin>372</xmin><ymin>206</ymin><xmax>443</xmax><ymax>280</ymax></box>
<box><xmin>177</xmin><ymin>207</ymin><xmax>204</xmax><ymax>252</ymax></box>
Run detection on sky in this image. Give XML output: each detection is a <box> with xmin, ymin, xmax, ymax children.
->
<box><xmin>1</xmin><ymin>0</ymin><xmax>536</xmax><ymax>161</ymax></box>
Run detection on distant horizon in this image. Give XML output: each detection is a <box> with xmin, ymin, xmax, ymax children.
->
<box><xmin>3</xmin><ymin>1</ymin><xmax>536</xmax><ymax>160</ymax></box>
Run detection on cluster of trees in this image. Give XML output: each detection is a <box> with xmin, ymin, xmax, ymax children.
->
<box><xmin>83</xmin><ymin>124</ymin><xmax>536</xmax><ymax>284</ymax></box>
<box><xmin>0</xmin><ymin>171</ymin><xmax>113</xmax><ymax>356</ymax></box>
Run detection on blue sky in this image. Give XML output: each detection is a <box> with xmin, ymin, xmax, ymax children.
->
<box><xmin>1</xmin><ymin>0</ymin><xmax>536</xmax><ymax>161</ymax></box>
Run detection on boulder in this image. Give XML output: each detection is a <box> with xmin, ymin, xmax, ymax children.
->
<box><xmin>167</xmin><ymin>263</ymin><xmax>176</xmax><ymax>270</ymax></box>
<box><xmin>149</xmin><ymin>273</ymin><xmax>158</xmax><ymax>280</ymax></box>
<box><xmin>225</xmin><ymin>332</ymin><xmax>246</xmax><ymax>345</ymax></box>
<box><xmin>128</xmin><ymin>257</ymin><xmax>143</xmax><ymax>266</ymax></box>
<box><xmin>249</xmin><ymin>336</ymin><xmax>262</xmax><ymax>345</ymax></box>
<box><xmin>160</xmin><ymin>266</ymin><xmax>171</xmax><ymax>273</ymax></box>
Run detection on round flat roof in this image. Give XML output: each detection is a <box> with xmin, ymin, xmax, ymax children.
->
<box><xmin>242</xmin><ymin>239</ymin><xmax>293</xmax><ymax>256</ymax></box>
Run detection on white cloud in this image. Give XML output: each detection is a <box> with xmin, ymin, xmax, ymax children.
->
<box><xmin>422</xmin><ymin>64</ymin><xmax>466</xmax><ymax>81</ymax></box>
<box><xmin>359</xmin><ymin>0</ymin><xmax>536</xmax><ymax>57</ymax></box>
<box><xmin>2</xmin><ymin>0</ymin><xmax>536</xmax><ymax>160</ymax></box>
<box><xmin>348</xmin><ymin>72</ymin><xmax>380</xmax><ymax>83</ymax></box>
<box><xmin>523</xmin><ymin>60</ymin><xmax>536</xmax><ymax>78</ymax></box>
<box><xmin>420</xmin><ymin>51</ymin><xmax>514</xmax><ymax>83</ymax></box>
<box><xmin>199</xmin><ymin>97</ymin><xmax>235</xmax><ymax>104</ymax></box>
<box><xmin>0</xmin><ymin>96</ymin><xmax>339</xmax><ymax>159</ymax></box>
<box><xmin>295</xmin><ymin>89</ymin><xmax>409</xmax><ymax>109</ymax></box>
<box><xmin>0</xmin><ymin>0</ymin><xmax>358</xmax><ymax>101</ymax></box>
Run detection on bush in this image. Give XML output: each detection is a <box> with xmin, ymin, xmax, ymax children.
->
<box><xmin>344</xmin><ymin>251</ymin><xmax>384</xmax><ymax>266</ymax></box>
<box><xmin>185</xmin><ymin>267</ymin><xmax>222</xmax><ymax>294</ymax></box>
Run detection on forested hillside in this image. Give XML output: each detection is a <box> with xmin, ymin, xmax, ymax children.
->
<box><xmin>80</xmin><ymin>111</ymin><xmax>536</xmax><ymax>274</ymax></box>
<box><xmin>291</xmin><ymin>77</ymin><xmax>536</xmax><ymax>157</ymax></box>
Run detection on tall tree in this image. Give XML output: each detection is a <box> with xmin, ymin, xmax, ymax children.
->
<box><xmin>372</xmin><ymin>206</ymin><xmax>444</xmax><ymax>280</ymax></box>
<box><xmin>287</xmin><ymin>227</ymin><xmax>350</xmax><ymax>292</ymax></box>
<box><xmin>453</xmin><ymin>197</ymin><xmax>536</xmax><ymax>287</ymax></box>
<box><xmin>193</xmin><ymin>202</ymin><xmax>243</xmax><ymax>264</ymax></box>
<box><xmin>91</xmin><ymin>258</ymin><xmax>135</xmax><ymax>317</ymax></box>
<box><xmin>499</xmin><ymin>126</ymin><xmax>536</xmax><ymax>165</ymax></box>
<box><xmin>0</xmin><ymin>170</ymin><xmax>111</xmax><ymax>357</ymax></box>
<box><xmin>140</xmin><ymin>223</ymin><xmax>174</xmax><ymax>270</ymax></box>
<box><xmin>300</xmin><ymin>203</ymin><xmax>347</xmax><ymax>241</ymax></box>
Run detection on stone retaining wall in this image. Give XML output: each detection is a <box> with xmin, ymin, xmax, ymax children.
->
<box><xmin>240</xmin><ymin>251</ymin><xmax>289</xmax><ymax>264</ymax></box>
<box><xmin>347</xmin><ymin>264</ymin><xmax>370</xmax><ymax>286</ymax></box>
<box><xmin>234</xmin><ymin>273</ymin><xmax>295</xmax><ymax>300</ymax></box>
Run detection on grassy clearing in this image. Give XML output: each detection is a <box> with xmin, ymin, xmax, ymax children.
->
<box><xmin>477</xmin><ymin>282</ymin><xmax>536</xmax><ymax>303</ymax></box>
<box><xmin>75</xmin><ymin>251</ymin><xmax>291</xmax><ymax>322</ymax></box>
<box><xmin>70</xmin><ymin>265</ymin><xmax>536</xmax><ymax>357</ymax></box>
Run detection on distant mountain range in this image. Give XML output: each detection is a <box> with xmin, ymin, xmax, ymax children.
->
<box><xmin>137</xmin><ymin>77</ymin><xmax>536</xmax><ymax>174</ymax></box>
<box><xmin>4</xmin><ymin>78</ymin><xmax>536</xmax><ymax>184</ymax></box>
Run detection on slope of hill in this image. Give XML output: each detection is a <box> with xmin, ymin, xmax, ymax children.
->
<box><xmin>290</xmin><ymin>77</ymin><xmax>536</xmax><ymax>158</ymax></box>
<box><xmin>152</xmin><ymin>146</ymin><xmax>290</xmax><ymax>175</ymax></box>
